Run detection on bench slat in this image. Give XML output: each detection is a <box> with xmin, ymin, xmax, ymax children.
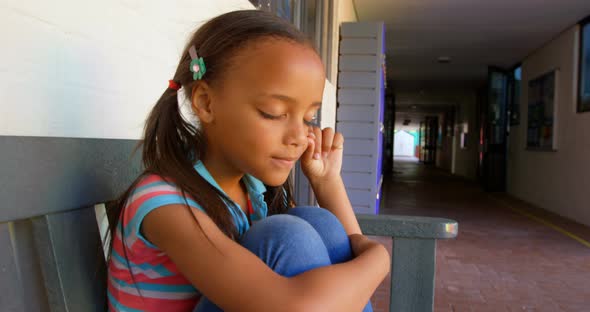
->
<box><xmin>390</xmin><ymin>238</ymin><xmax>437</xmax><ymax>312</ymax></box>
<box><xmin>0</xmin><ymin>136</ymin><xmax>140</xmax><ymax>223</ymax></box>
<box><xmin>32</xmin><ymin>207</ymin><xmax>107</xmax><ymax>312</ymax></box>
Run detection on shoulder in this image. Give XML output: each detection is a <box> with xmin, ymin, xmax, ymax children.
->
<box><xmin>129</xmin><ymin>174</ymin><xmax>184</xmax><ymax>200</ymax></box>
<box><xmin>127</xmin><ymin>174</ymin><xmax>200</xmax><ymax>211</ymax></box>
<box><xmin>121</xmin><ymin>173</ymin><xmax>205</xmax><ymax>249</ymax></box>
<box><xmin>125</xmin><ymin>174</ymin><xmax>203</xmax><ymax>215</ymax></box>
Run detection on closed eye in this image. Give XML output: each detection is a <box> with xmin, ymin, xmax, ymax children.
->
<box><xmin>258</xmin><ymin>109</ymin><xmax>283</xmax><ymax>120</ymax></box>
<box><xmin>259</xmin><ymin>109</ymin><xmax>319</xmax><ymax>126</ymax></box>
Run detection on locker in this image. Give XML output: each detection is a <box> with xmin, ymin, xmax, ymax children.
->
<box><xmin>336</xmin><ymin>22</ymin><xmax>386</xmax><ymax>214</ymax></box>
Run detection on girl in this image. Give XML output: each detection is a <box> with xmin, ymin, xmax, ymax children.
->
<box><xmin>107</xmin><ymin>9</ymin><xmax>390</xmax><ymax>312</ymax></box>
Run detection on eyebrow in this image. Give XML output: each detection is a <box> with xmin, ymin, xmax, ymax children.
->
<box><xmin>260</xmin><ymin>93</ymin><xmax>322</xmax><ymax>107</ymax></box>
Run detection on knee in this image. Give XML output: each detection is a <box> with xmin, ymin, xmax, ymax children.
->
<box><xmin>288</xmin><ymin>207</ymin><xmax>345</xmax><ymax>234</ymax></box>
<box><xmin>286</xmin><ymin>207</ymin><xmax>352</xmax><ymax>264</ymax></box>
<box><xmin>288</xmin><ymin>206</ymin><xmax>340</xmax><ymax>223</ymax></box>
<box><xmin>240</xmin><ymin>214</ymin><xmax>331</xmax><ymax>276</ymax></box>
<box><xmin>243</xmin><ymin>214</ymin><xmax>319</xmax><ymax>243</ymax></box>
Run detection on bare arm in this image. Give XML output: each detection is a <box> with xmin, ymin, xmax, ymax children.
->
<box><xmin>300</xmin><ymin>127</ymin><xmax>390</xmax><ymax>309</ymax></box>
<box><xmin>311</xmin><ymin>175</ymin><xmax>362</xmax><ymax>235</ymax></box>
<box><xmin>143</xmin><ymin>204</ymin><xmax>389</xmax><ymax>312</ymax></box>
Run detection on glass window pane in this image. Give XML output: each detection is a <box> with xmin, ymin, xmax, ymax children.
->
<box><xmin>249</xmin><ymin>0</ymin><xmax>295</xmax><ymax>23</ymax></box>
<box><xmin>510</xmin><ymin>66</ymin><xmax>521</xmax><ymax>125</ymax></box>
<box><xmin>489</xmin><ymin>71</ymin><xmax>508</xmax><ymax>144</ymax></box>
<box><xmin>527</xmin><ymin>71</ymin><xmax>556</xmax><ymax>150</ymax></box>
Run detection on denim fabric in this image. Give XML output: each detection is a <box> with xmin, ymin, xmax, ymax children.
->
<box><xmin>194</xmin><ymin>206</ymin><xmax>373</xmax><ymax>312</ymax></box>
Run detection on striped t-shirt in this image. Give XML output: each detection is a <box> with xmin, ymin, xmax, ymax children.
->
<box><xmin>107</xmin><ymin>161</ymin><xmax>268</xmax><ymax>311</ymax></box>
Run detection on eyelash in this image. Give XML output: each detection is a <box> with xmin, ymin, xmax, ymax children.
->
<box><xmin>258</xmin><ymin>110</ymin><xmax>318</xmax><ymax>126</ymax></box>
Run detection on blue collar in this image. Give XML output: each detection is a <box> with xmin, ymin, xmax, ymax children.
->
<box><xmin>193</xmin><ymin>160</ymin><xmax>268</xmax><ymax>235</ymax></box>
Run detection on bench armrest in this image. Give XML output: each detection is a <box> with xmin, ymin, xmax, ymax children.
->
<box><xmin>356</xmin><ymin>213</ymin><xmax>458</xmax><ymax>239</ymax></box>
<box><xmin>355</xmin><ymin>213</ymin><xmax>458</xmax><ymax>312</ymax></box>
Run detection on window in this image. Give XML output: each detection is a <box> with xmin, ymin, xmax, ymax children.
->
<box><xmin>249</xmin><ymin>0</ymin><xmax>295</xmax><ymax>22</ymax></box>
<box><xmin>250</xmin><ymin>0</ymin><xmax>333</xmax><ymax>80</ymax></box>
<box><xmin>509</xmin><ymin>66</ymin><xmax>522</xmax><ymax>125</ymax></box>
<box><xmin>250</xmin><ymin>0</ymin><xmax>333</xmax><ymax>206</ymax></box>
<box><xmin>579</xmin><ymin>16</ymin><xmax>590</xmax><ymax>112</ymax></box>
<box><xmin>527</xmin><ymin>70</ymin><xmax>557</xmax><ymax>150</ymax></box>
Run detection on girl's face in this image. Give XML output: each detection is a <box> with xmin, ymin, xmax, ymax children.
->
<box><xmin>199</xmin><ymin>39</ymin><xmax>325</xmax><ymax>186</ymax></box>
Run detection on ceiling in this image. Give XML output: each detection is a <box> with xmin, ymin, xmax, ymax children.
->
<box><xmin>353</xmin><ymin>0</ymin><xmax>590</xmax><ymax>84</ymax></box>
<box><xmin>393</xmin><ymin>87</ymin><xmax>476</xmax><ymax>129</ymax></box>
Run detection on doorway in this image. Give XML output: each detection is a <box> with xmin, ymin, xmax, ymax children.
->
<box><xmin>479</xmin><ymin>67</ymin><xmax>509</xmax><ymax>191</ymax></box>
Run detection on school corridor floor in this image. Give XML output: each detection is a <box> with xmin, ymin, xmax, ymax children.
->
<box><xmin>369</xmin><ymin>156</ymin><xmax>590</xmax><ymax>312</ymax></box>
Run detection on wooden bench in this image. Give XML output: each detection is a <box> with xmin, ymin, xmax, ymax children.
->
<box><xmin>0</xmin><ymin>136</ymin><xmax>457</xmax><ymax>312</ymax></box>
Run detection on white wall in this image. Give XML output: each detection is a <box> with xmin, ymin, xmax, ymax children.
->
<box><xmin>320</xmin><ymin>0</ymin><xmax>357</xmax><ymax>130</ymax></box>
<box><xmin>394</xmin><ymin>131</ymin><xmax>415</xmax><ymax>156</ymax></box>
<box><xmin>321</xmin><ymin>80</ymin><xmax>337</xmax><ymax>128</ymax></box>
<box><xmin>436</xmin><ymin>112</ymin><xmax>454</xmax><ymax>171</ymax></box>
<box><xmin>0</xmin><ymin>1</ymin><xmax>255</xmax><ymax>139</ymax></box>
<box><xmin>507</xmin><ymin>25</ymin><xmax>590</xmax><ymax>226</ymax></box>
<box><xmin>327</xmin><ymin>0</ymin><xmax>357</xmax><ymax>84</ymax></box>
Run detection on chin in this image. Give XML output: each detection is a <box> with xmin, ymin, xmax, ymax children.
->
<box><xmin>259</xmin><ymin>172</ymin><xmax>290</xmax><ymax>187</ymax></box>
<box><xmin>263</xmin><ymin>177</ymin><xmax>289</xmax><ymax>187</ymax></box>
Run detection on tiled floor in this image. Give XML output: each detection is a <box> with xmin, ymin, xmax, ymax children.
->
<box><xmin>369</xmin><ymin>157</ymin><xmax>590</xmax><ymax>312</ymax></box>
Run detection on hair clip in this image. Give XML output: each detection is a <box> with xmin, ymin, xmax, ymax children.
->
<box><xmin>168</xmin><ymin>79</ymin><xmax>181</xmax><ymax>91</ymax></box>
<box><xmin>189</xmin><ymin>46</ymin><xmax>206</xmax><ymax>80</ymax></box>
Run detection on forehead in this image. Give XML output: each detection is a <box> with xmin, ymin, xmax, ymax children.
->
<box><xmin>221</xmin><ymin>39</ymin><xmax>326</xmax><ymax>101</ymax></box>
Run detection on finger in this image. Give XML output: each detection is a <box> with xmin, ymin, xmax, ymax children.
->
<box><xmin>302</xmin><ymin>134</ymin><xmax>315</xmax><ymax>162</ymax></box>
<box><xmin>332</xmin><ymin>131</ymin><xmax>344</xmax><ymax>151</ymax></box>
<box><xmin>322</xmin><ymin>127</ymin><xmax>334</xmax><ymax>158</ymax></box>
<box><xmin>312</xmin><ymin>126</ymin><xmax>322</xmax><ymax>159</ymax></box>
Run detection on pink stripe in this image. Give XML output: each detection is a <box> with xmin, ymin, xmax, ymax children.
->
<box><xmin>121</xmin><ymin>190</ymin><xmax>185</xmax><ymax>228</ymax></box>
<box><xmin>107</xmin><ymin>173</ymin><xmax>202</xmax><ymax>311</ymax></box>
<box><xmin>108</xmin><ymin>280</ymin><xmax>198</xmax><ymax>312</ymax></box>
<box><xmin>137</xmin><ymin>174</ymin><xmax>169</xmax><ymax>187</ymax></box>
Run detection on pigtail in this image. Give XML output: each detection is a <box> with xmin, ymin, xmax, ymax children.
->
<box><xmin>138</xmin><ymin>85</ymin><xmax>239</xmax><ymax>239</ymax></box>
<box><xmin>142</xmin><ymin>87</ymin><xmax>198</xmax><ymax>171</ymax></box>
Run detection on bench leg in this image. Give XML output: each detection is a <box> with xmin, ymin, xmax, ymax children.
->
<box><xmin>390</xmin><ymin>238</ymin><xmax>436</xmax><ymax>312</ymax></box>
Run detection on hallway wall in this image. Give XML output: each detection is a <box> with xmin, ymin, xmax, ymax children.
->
<box><xmin>451</xmin><ymin>91</ymin><xmax>479</xmax><ymax>180</ymax></box>
<box><xmin>436</xmin><ymin>112</ymin><xmax>453</xmax><ymax>171</ymax></box>
<box><xmin>507</xmin><ymin>24</ymin><xmax>590</xmax><ymax>226</ymax></box>
<box><xmin>326</xmin><ymin>0</ymin><xmax>357</xmax><ymax>83</ymax></box>
<box><xmin>322</xmin><ymin>0</ymin><xmax>358</xmax><ymax>129</ymax></box>
<box><xmin>395</xmin><ymin>87</ymin><xmax>479</xmax><ymax>179</ymax></box>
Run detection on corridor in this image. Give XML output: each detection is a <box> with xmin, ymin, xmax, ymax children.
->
<box><xmin>370</xmin><ymin>157</ymin><xmax>590</xmax><ymax>312</ymax></box>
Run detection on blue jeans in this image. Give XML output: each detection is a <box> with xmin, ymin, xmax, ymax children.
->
<box><xmin>194</xmin><ymin>206</ymin><xmax>373</xmax><ymax>312</ymax></box>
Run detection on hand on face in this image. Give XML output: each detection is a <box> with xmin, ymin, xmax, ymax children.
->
<box><xmin>300</xmin><ymin>127</ymin><xmax>344</xmax><ymax>185</ymax></box>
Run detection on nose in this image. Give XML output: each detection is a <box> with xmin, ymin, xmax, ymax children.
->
<box><xmin>284</xmin><ymin>118</ymin><xmax>309</xmax><ymax>148</ymax></box>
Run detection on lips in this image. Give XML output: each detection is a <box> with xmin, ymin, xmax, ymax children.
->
<box><xmin>271</xmin><ymin>156</ymin><xmax>297</xmax><ymax>168</ymax></box>
<box><xmin>274</xmin><ymin>156</ymin><xmax>298</xmax><ymax>162</ymax></box>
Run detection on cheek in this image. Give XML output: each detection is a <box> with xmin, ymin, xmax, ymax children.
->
<box><xmin>244</xmin><ymin>120</ymin><xmax>278</xmax><ymax>149</ymax></box>
<box><xmin>223</xmin><ymin>113</ymin><xmax>278</xmax><ymax>154</ymax></box>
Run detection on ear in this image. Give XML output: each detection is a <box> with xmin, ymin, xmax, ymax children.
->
<box><xmin>191</xmin><ymin>81</ymin><xmax>215</xmax><ymax>124</ymax></box>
